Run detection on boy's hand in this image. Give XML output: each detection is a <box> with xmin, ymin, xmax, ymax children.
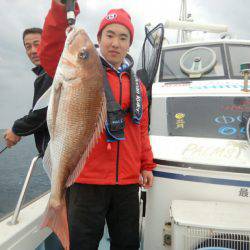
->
<box><xmin>140</xmin><ymin>170</ymin><xmax>154</xmax><ymax>189</ymax></box>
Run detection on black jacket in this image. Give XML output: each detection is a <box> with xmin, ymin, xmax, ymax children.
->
<box><xmin>12</xmin><ymin>66</ymin><xmax>52</xmax><ymax>156</ymax></box>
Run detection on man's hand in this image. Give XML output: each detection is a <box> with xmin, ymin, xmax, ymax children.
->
<box><xmin>4</xmin><ymin>129</ymin><xmax>21</xmax><ymax>148</ymax></box>
<box><xmin>140</xmin><ymin>170</ymin><xmax>154</xmax><ymax>189</ymax></box>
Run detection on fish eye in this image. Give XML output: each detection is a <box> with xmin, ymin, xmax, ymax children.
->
<box><xmin>78</xmin><ymin>50</ymin><xmax>89</xmax><ymax>60</ymax></box>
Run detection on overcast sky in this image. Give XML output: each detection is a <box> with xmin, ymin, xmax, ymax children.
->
<box><xmin>0</xmin><ymin>0</ymin><xmax>250</xmax><ymax>129</ymax></box>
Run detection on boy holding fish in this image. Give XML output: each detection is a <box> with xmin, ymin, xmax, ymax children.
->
<box><xmin>39</xmin><ymin>1</ymin><xmax>156</xmax><ymax>249</ymax></box>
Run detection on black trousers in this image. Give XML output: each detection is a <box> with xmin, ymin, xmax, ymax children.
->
<box><xmin>66</xmin><ymin>184</ymin><xmax>140</xmax><ymax>250</ymax></box>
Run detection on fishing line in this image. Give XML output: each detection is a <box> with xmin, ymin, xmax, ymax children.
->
<box><xmin>0</xmin><ymin>146</ymin><xmax>7</xmax><ymax>154</ymax></box>
<box><xmin>0</xmin><ymin>132</ymin><xmax>8</xmax><ymax>154</ymax></box>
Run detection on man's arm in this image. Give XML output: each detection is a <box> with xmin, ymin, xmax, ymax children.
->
<box><xmin>12</xmin><ymin>108</ymin><xmax>48</xmax><ymax>136</ymax></box>
<box><xmin>139</xmin><ymin>84</ymin><xmax>157</xmax><ymax>188</ymax></box>
<box><xmin>4</xmin><ymin>108</ymin><xmax>47</xmax><ymax>148</ymax></box>
<box><xmin>38</xmin><ymin>0</ymin><xmax>80</xmax><ymax>78</ymax></box>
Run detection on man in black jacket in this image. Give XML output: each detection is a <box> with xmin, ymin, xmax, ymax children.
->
<box><xmin>4</xmin><ymin>28</ymin><xmax>52</xmax><ymax>156</ymax></box>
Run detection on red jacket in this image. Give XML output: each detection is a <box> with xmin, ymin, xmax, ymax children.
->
<box><xmin>39</xmin><ymin>1</ymin><xmax>156</xmax><ymax>185</ymax></box>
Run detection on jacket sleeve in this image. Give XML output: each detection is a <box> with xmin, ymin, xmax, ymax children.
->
<box><xmin>12</xmin><ymin>108</ymin><xmax>47</xmax><ymax>136</ymax></box>
<box><xmin>140</xmin><ymin>84</ymin><xmax>157</xmax><ymax>171</ymax></box>
<box><xmin>38</xmin><ymin>0</ymin><xmax>80</xmax><ymax>78</ymax></box>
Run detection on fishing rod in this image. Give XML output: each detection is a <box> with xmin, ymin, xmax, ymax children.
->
<box><xmin>0</xmin><ymin>146</ymin><xmax>7</xmax><ymax>154</ymax></box>
<box><xmin>66</xmin><ymin>0</ymin><xmax>76</xmax><ymax>27</ymax></box>
<box><xmin>61</xmin><ymin>0</ymin><xmax>76</xmax><ymax>26</ymax></box>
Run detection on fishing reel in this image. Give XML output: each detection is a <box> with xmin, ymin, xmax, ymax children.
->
<box><xmin>60</xmin><ymin>0</ymin><xmax>76</xmax><ymax>27</ymax></box>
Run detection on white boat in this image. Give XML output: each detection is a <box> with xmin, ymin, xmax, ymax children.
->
<box><xmin>1</xmin><ymin>0</ymin><xmax>250</xmax><ymax>249</ymax></box>
<box><xmin>141</xmin><ymin>1</ymin><xmax>250</xmax><ymax>249</ymax></box>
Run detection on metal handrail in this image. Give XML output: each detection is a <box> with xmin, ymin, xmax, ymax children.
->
<box><xmin>139</xmin><ymin>188</ymin><xmax>147</xmax><ymax>250</ymax></box>
<box><xmin>247</xmin><ymin>118</ymin><xmax>250</xmax><ymax>144</ymax></box>
<box><xmin>9</xmin><ymin>155</ymin><xmax>41</xmax><ymax>225</ymax></box>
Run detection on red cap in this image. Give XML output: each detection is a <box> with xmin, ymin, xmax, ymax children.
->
<box><xmin>97</xmin><ymin>9</ymin><xmax>134</xmax><ymax>44</ymax></box>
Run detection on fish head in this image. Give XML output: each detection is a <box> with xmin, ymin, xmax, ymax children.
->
<box><xmin>60</xmin><ymin>28</ymin><xmax>98</xmax><ymax>81</ymax></box>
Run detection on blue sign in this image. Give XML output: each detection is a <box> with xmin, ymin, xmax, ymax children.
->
<box><xmin>218</xmin><ymin>126</ymin><xmax>237</xmax><ymax>136</ymax></box>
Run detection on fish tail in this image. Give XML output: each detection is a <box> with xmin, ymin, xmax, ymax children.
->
<box><xmin>41</xmin><ymin>196</ymin><xmax>69</xmax><ymax>250</ymax></box>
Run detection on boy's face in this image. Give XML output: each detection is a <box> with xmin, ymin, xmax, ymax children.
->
<box><xmin>98</xmin><ymin>23</ymin><xmax>130</xmax><ymax>69</ymax></box>
<box><xmin>23</xmin><ymin>33</ymin><xmax>41</xmax><ymax>66</ymax></box>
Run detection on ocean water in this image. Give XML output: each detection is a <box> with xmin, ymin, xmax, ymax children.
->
<box><xmin>0</xmin><ymin>129</ymin><xmax>50</xmax><ymax>219</ymax></box>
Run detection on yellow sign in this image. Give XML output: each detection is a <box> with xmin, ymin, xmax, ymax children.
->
<box><xmin>175</xmin><ymin>113</ymin><xmax>186</xmax><ymax>129</ymax></box>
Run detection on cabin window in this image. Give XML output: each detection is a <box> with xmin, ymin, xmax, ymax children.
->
<box><xmin>159</xmin><ymin>44</ymin><xmax>227</xmax><ymax>82</ymax></box>
<box><xmin>226</xmin><ymin>44</ymin><xmax>250</xmax><ymax>78</ymax></box>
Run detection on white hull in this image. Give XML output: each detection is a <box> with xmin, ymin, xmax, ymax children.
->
<box><xmin>0</xmin><ymin>194</ymin><xmax>50</xmax><ymax>250</ymax></box>
<box><xmin>143</xmin><ymin>164</ymin><xmax>250</xmax><ymax>250</ymax></box>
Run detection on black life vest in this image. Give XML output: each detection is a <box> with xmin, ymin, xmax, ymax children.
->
<box><xmin>103</xmin><ymin>68</ymin><xmax>143</xmax><ymax>142</ymax></box>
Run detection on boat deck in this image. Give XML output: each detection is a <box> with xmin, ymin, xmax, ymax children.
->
<box><xmin>36</xmin><ymin>229</ymin><xmax>110</xmax><ymax>250</ymax></box>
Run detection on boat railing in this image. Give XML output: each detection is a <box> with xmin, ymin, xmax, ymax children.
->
<box><xmin>8</xmin><ymin>155</ymin><xmax>41</xmax><ymax>225</ymax></box>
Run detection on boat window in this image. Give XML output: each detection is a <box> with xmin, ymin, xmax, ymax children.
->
<box><xmin>226</xmin><ymin>44</ymin><xmax>250</xmax><ymax>78</ymax></box>
<box><xmin>159</xmin><ymin>44</ymin><xmax>227</xmax><ymax>82</ymax></box>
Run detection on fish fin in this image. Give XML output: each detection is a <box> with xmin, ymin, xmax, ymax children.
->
<box><xmin>42</xmin><ymin>142</ymin><xmax>52</xmax><ymax>180</ymax></box>
<box><xmin>41</xmin><ymin>196</ymin><xmax>69</xmax><ymax>250</ymax></box>
<box><xmin>47</xmin><ymin>80</ymin><xmax>63</xmax><ymax>138</ymax></box>
<box><xmin>66</xmin><ymin>92</ymin><xmax>107</xmax><ymax>186</ymax></box>
<box><xmin>33</xmin><ymin>87</ymin><xmax>52</xmax><ymax>111</ymax></box>
<box><xmin>42</xmin><ymin>80</ymin><xmax>63</xmax><ymax>179</ymax></box>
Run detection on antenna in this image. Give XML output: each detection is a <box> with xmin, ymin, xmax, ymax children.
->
<box><xmin>167</xmin><ymin>0</ymin><xmax>228</xmax><ymax>43</ymax></box>
<box><xmin>177</xmin><ymin>0</ymin><xmax>188</xmax><ymax>43</ymax></box>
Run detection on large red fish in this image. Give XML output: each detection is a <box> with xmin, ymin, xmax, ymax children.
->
<box><xmin>41</xmin><ymin>28</ymin><xmax>106</xmax><ymax>249</ymax></box>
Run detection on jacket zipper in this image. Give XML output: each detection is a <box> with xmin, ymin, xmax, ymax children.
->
<box><xmin>116</xmin><ymin>73</ymin><xmax>123</xmax><ymax>184</ymax></box>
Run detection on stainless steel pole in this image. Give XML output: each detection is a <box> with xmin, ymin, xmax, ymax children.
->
<box><xmin>9</xmin><ymin>155</ymin><xmax>40</xmax><ymax>225</ymax></box>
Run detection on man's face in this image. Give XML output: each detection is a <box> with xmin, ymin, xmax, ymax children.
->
<box><xmin>98</xmin><ymin>23</ymin><xmax>130</xmax><ymax>69</ymax></box>
<box><xmin>23</xmin><ymin>33</ymin><xmax>41</xmax><ymax>66</ymax></box>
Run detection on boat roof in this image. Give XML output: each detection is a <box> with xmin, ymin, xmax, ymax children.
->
<box><xmin>162</xmin><ymin>39</ymin><xmax>250</xmax><ymax>49</ymax></box>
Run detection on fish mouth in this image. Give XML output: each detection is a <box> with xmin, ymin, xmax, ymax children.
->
<box><xmin>60</xmin><ymin>58</ymin><xmax>78</xmax><ymax>82</ymax></box>
<box><xmin>66</xmin><ymin>28</ymin><xmax>85</xmax><ymax>47</ymax></box>
<box><xmin>60</xmin><ymin>69</ymin><xmax>78</xmax><ymax>82</ymax></box>
<box><xmin>61</xmin><ymin>57</ymin><xmax>77</xmax><ymax>68</ymax></box>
